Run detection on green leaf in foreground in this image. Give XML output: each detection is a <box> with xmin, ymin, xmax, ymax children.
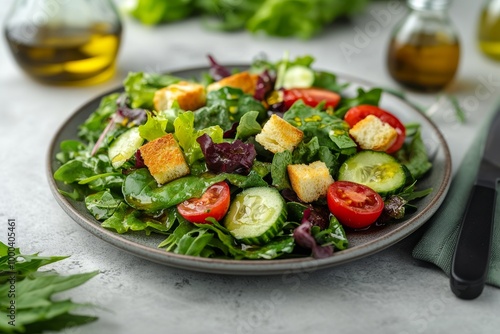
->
<box><xmin>0</xmin><ymin>242</ymin><xmax>98</xmax><ymax>333</ymax></box>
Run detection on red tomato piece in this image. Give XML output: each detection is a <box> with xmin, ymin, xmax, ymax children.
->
<box><xmin>283</xmin><ymin>88</ymin><xmax>341</xmax><ymax>110</ymax></box>
<box><xmin>344</xmin><ymin>105</ymin><xmax>406</xmax><ymax>154</ymax></box>
<box><xmin>327</xmin><ymin>181</ymin><xmax>384</xmax><ymax>229</ymax></box>
<box><xmin>177</xmin><ymin>182</ymin><xmax>231</xmax><ymax>224</ymax></box>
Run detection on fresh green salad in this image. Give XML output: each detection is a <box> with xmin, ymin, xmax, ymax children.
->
<box><xmin>53</xmin><ymin>54</ymin><xmax>433</xmax><ymax>260</ymax></box>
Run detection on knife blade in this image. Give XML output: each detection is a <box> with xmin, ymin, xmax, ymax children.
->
<box><xmin>450</xmin><ymin>109</ymin><xmax>500</xmax><ymax>300</ymax></box>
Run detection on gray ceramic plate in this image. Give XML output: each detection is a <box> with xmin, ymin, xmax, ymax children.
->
<box><xmin>47</xmin><ymin>66</ymin><xmax>451</xmax><ymax>275</ymax></box>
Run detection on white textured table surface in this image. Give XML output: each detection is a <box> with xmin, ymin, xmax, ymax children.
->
<box><xmin>1</xmin><ymin>0</ymin><xmax>500</xmax><ymax>333</ymax></box>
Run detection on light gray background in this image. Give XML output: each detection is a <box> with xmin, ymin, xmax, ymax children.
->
<box><xmin>1</xmin><ymin>0</ymin><xmax>499</xmax><ymax>333</ymax></box>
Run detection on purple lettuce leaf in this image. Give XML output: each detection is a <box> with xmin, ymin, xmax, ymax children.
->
<box><xmin>293</xmin><ymin>209</ymin><xmax>333</xmax><ymax>259</ymax></box>
<box><xmin>207</xmin><ymin>54</ymin><xmax>231</xmax><ymax>81</ymax></box>
<box><xmin>197</xmin><ymin>133</ymin><xmax>256</xmax><ymax>175</ymax></box>
<box><xmin>254</xmin><ymin>69</ymin><xmax>275</xmax><ymax>101</ymax></box>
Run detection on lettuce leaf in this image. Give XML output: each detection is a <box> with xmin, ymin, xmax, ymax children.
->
<box><xmin>123</xmin><ymin>72</ymin><xmax>182</xmax><ymax>109</ymax></box>
<box><xmin>138</xmin><ymin>111</ymin><xmax>168</xmax><ymax>141</ymax></box>
<box><xmin>174</xmin><ymin>111</ymin><xmax>224</xmax><ymax>165</ymax></box>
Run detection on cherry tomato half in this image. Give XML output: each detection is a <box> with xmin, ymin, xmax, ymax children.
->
<box><xmin>344</xmin><ymin>105</ymin><xmax>406</xmax><ymax>154</ymax></box>
<box><xmin>177</xmin><ymin>182</ymin><xmax>231</xmax><ymax>224</ymax></box>
<box><xmin>327</xmin><ymin>181</ymin><xmax>384</xmax><ymax>229</ymax></box>
<box><xmin>283</xmin><ymin>88</ymin><xmax>341</xmax><ymax>110</ymax></box>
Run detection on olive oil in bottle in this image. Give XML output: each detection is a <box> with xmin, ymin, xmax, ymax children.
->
<box><xmin>478</xmin><ymin>0</ymin><xmax>500</xmax><ymax>61</ymax></box>
<box><xmin>5</xmin><ymin>24</ymin><xmax>121</xmax><ymax>85</ymax></box>
<box><xmin>387</xmin><ymin>0</ymin><xmax>460</xmax><ymax>92</ymax></box>
<box><xmin>3</xmin><ymin>0</ymin><xmax>122</xmax><ymax>86</ymax></box>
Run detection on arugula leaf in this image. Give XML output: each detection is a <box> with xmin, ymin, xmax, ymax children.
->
<box><xmin>311</xmin><ymin>215</ymin><xmax>349</xmax><ymax>251</ymax></box>
<box><xmin>271</xmin><ymin>150</ymin><xmax>292</xmax><ymax>190</ymax></box>
<box><xmin>194</xmin><ymin>87</ymin><xmax>266</xmax><ymax>131</ymax></box>
<box><xmin>284</xmin><ymin>100</ymin><xmax>356</xmax><ymax>154</ymax></box>
<box><xmin>78</xmin><ymin>93</ymin><xmax>120</xmax><ymax>143</ymax></box>
<box><xmin>0</xmin><ymin>242</ymin><xmax>98</xmax><ymax>334</ymax></box>
<box><xmin>196</xmin><ymin>219</ymin><xmax>295</xmax><ymax>260</ymax></box>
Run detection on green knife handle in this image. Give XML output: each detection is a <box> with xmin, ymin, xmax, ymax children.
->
<box><xmin>450</xmin><ymin>184</ymin><xmax>496</xmax><ymax>300</ymax></box>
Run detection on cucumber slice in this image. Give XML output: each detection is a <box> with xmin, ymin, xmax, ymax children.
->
<box><xmin>108</xmin><ymin>127</ymin><xmax>144</xmax><ymax>169</ymax></box>
<box><xmin>282</xmin><ymin>65</ymin><xmax>315</xmax><ymax>89</ymax></box>
<box><xmin>338</xmin><ymin>151</ymin><xmax>406</xmax><ymax>196</ymax></box>
<box><xmin>223</xmin><ymin>187</ymin><xmax>287</xmax><ymax>245</ymax></box>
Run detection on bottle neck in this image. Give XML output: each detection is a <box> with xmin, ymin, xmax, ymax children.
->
<box><xmin>408</xmin><ymin>0</ymin><xmax>451</xmax><ymax>11</ymax></box>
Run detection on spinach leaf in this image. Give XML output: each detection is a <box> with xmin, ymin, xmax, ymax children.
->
<box><xmin>54</xmin><ymin>153</ymin><xmax>123</xmax><ymax>192</ymax></box>
<box><xmin>394</xmin><ymin>127</ymin><xmax>432</xmax><ymax>179</ymax></box>
<box><xmin>313</xmin><ymin>71</ymin><xmax>349</xmax><ymax>93</ymax></box>
<box><xmin>335</xmin><ymin>88</ymin><xmax>382</xmax><ymax>119</ymax></box>
<box><xmin>85</xmin><ymin>190</ymin><xmax>124</xmax><ymax>220</ymax></box>
<box><xmin>56</xmin><ymin>140</ymin><xmax>87</xmax><ymax>164</ymax></box>
<box><xmin>101</xmin><ymin>202</ymin><xmax>168</xmax><ymax>234</ymax></box>
<box><xmin>123</xmin><ymin>168</ymin><xmax>270</xmax><ymax>213</ymax></box>
<box><xmin>122</xmin><ymin>169</ymin><xmax>228</xmax><ymax>212</ymax></box>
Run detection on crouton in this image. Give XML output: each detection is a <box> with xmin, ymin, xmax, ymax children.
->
<box><xmin>349</xmin><ymin>114</ymin><xmax>397</xmax><ymax>151</ymax></box>
<box><xmin>287</xmin><ymin>161</ymin><xmax>334</xmax><ymax>203</ymax></box>
<box><xmin>140</xmin><ymin>134</ymin><xmax>190</xmax><ymax>185</ymax></box>
<box><xmin>255</xmin><ymin>114</ymin><xmax>304</xmax><ymax>153</ymax></box>
<box><xmin>153</xmin><ymin>81</ymin><xmax>206</xmax><ymax>111</ymax></box>
<box><xmin>207</xmin><ymin>71</ymin><xmax>259</xmax><ymax>95</ymax></box>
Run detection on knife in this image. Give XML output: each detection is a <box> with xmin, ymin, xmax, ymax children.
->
<box><xmin>450</xmin><ymin>109</ymin><xmax>500</xmax><ymax>300</ymax></box>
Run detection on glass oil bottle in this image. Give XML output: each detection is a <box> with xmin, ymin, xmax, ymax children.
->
<box><xmin>478</xmin><ymin>0</ymin><xmax>500</xmax><ymax>61</ymax></box>
<box><xmin>387</xmin><ymin>0</ymin><xmax>460</xmax><ymax>92</ymax></box>
<box><xmin>4</xmin><ymin>0</ymin><xmax>122</xmax><ymax>86</ymax></box>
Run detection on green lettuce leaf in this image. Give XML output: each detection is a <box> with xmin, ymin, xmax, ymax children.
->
<box><xmin>174</xmin><ymin>111</ymin><xmax>224</xmax><ymax>164</ymax></box>
<box><xmin>123</xmin><ymin>72</ymin><xmax>182</xmax><ymax>109</ymax></box>
<box><xmin>138</xmin><ymin>111</ymin><xmax>168</xmax><ymax>141</ymax></box>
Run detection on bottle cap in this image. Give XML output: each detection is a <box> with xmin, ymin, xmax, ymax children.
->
<box><xmin>408</xmin><ymin>0</ymin><xmax>451</xmax><ymax>10</ymax></box>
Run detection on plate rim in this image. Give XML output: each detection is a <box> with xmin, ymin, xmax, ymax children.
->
<box><xmin>46</xmin><ymin>64</ymin><xmax>452</xmax><ymax>275</ymax></box>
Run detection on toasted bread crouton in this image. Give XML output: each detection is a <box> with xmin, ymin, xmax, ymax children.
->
<box><xmin>207</xmin><ymin>71</ymin><xmax>259</xmax><ymax>95</ymax></box>
<box><xmin>255</xmin><ymin>114</ymin><xmax>304</xmax><ymax>153</ymax></box>
<box><xmin>287</xmin><ymin>161</ymin><xmax>334</xmax><ymax>203</ymax></box>
<box><xmin>153</xmin><ymin>81</ymin><xmax>206</xmax><ymax>111</ymax></box>
<box><xmin>349</xmin><ymin>115</ymin><xmax>397</xmax><ymax>151</ymax></box>
<box><xmin>140</xmin><ymin>134</ymin><xmax>190</xmax><ymax>185</ymax></box>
